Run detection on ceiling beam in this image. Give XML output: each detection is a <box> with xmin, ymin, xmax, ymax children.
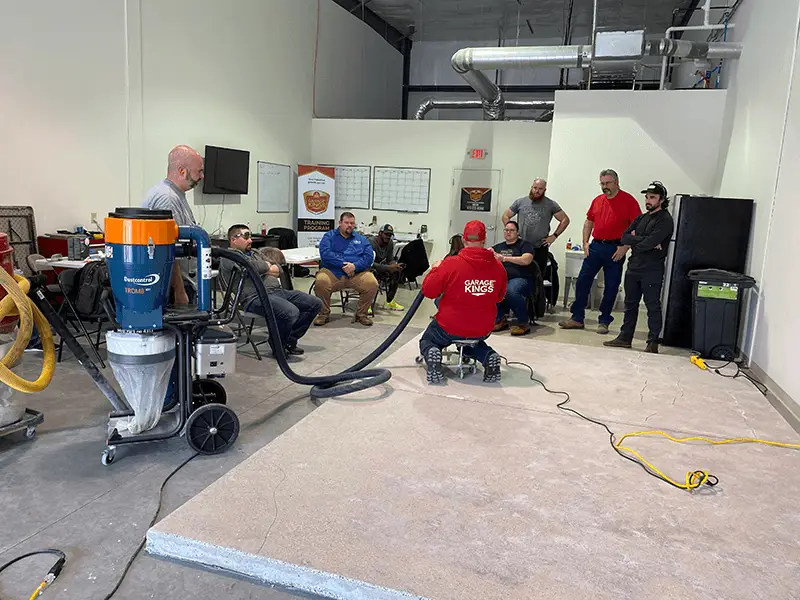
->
<box><xmin>331</xmin><ymin>0</ymin><xmax>408</xmax><ymax>53</ymax></box>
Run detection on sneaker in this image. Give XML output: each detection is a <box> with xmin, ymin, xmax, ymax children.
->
<box><xmin>368</xmin><ymin>306</ymin><xmax>373</xmax><ymax>316</ymax></box>
<box><xmin>425</xmin><ymin>347</ymin><xmax>444</xmax><ymax>384</ymax></box>
<box><xmin>645</xmin><ymin>342</ymin><xmax>659</xmax><ymax>354</ymax></box>
<box><xmin>558</xmin><ymin>319</ymin><xmax>585</xmax><ymax>329</ymax></box>
<box><xmin>385</xmin><ymin>300</ymin><xmax>405</xmax><ymax>311</ymax></box>
<box><xmin>353</xmin><ymin>315</ymin><xmax>373</xmax><ymax>326</ymax></box>
<box><xmin>510</xmin><ymin>324</ymin><xmax>531</xmax><ymax>336</ymax></box>
<box><xmin>314</xmin><ymin>314</ymin><xmax>330</xmax><ymax>326</ymax></box>
<box><xmin>603</xmin><ymin>337</ymin><xmax>632</xmax><ymax>349</ymax></box>
<box><xmin>493</xmin><ymin>318</ymin><xmax>509</xmax><ymax>332</ymax></box>
<box><xmin>597</xmin><ymin>323</ymin><xmax>610</xmax><ymax>335</ymax></box>
<box><xmin>483</xmin><ymin>353</ymin><xmax>501</xmax><ymax>383</ymax></box>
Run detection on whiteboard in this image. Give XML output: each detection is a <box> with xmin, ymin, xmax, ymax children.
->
<box><xmin>257</xmin><ymin>161</ymin><xmax>292</xmax><ymax>213</ymax></box>
<box><xmin>372</xmin><ymin>166</ymin><xmax>431</xmax><ymax>213</ymax></box>
<box><xmin>322</xmin><ymin>164</ymin><xmax>371</xmax><ymax>210</ymax></box>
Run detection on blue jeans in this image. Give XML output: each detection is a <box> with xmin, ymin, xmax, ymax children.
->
<box><xmin>419</xmin><ymin>319</ymin><xmax>494</xmax><ymax>364</ymax></box>
<box><xmin>245</xmin><ymin>289</ymin><xmax>322</xmax><ymax>348</ymax></box>
<box><xmin>570</xmin><ymin>241</ymin><xmax>624</xmax><ymax>325</ymax></box>
<box><xmin>496</xmin><ymin>277</ymin><xmax>533</xmax><ymax>323</ymax></box>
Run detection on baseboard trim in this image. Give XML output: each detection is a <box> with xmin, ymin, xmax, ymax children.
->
<box><xmin>749</xmin><ymin>361</ymin><xmax>800</xmax><ymax>435</ymax></box>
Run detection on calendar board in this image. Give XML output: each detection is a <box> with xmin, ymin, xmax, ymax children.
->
<box><xmin>322</xmin><ymin>164</ymin><xmax>371</xmax><ymax>210</ymax></box>
<box><xmin>372</xmin><ymin>166</ymin><xmax>431</xmax><ymax>213</ymax></box>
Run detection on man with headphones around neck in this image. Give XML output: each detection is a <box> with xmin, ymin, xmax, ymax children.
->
<box><xmin>604</xmin><ymin>181</ymin><xmax>674</xmax><ymax>354</ymax></box>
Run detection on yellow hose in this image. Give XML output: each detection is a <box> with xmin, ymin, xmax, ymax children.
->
<box><xmin>0</xmin><ymin>267</ymin><xmax>56</xmax><ymax>393</ymax></box>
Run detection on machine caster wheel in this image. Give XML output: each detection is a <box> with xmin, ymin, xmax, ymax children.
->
<box><xmin>186</xmin><ymin>403</ymin><xmax>239</xmax><ymax>455</ymax></box>
<box><xmin>101</xmin><ymin>448</ymin><xmax>116</xmax><ymax>466</ymax></box>
<box><xmin>24</xmin><ymin>426</ymin><xmax>36</xmax><ymax>440</ymax></box>
<box><xmin>192</xmin><ymin>379</ymin><xmax>227</xmax><ymax>411</ymax></box>
<box><xmin>415</xmin><ymin>355</ymin><xmax>424</xmax><ymax>364</ymax></box>
<box><xmin>470</xmin><ymin>365</ymin><xmax>477</xmax><ymax>375</ymax></box>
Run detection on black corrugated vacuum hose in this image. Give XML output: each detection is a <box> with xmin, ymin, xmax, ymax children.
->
<box><xmin>212</xmin><ymin>248</ymin><xmax>424</xmax><ymax>398</ymax></box>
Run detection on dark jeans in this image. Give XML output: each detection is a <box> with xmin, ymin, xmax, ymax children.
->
<box><xmin>533</xmin><ymin>245</ymin><xmax>549</xmax><ymax>279</ymax></box>
<box><xmin>244</xmin><ymin>289</ymin><xmax>322</xmax><ymax>348</ymax></box>
<box><xmin>419</xmin><ymin>318</ymin><xmax>494</xmax><ymax>364</ymax></box>
<box><xmin>570</xmin><ymin>240</ymin><xmax>624</xmax><ymax>325</ymax></box>
<box><xmin>497</xmin><ymin>277</ymin><xmax>533</xmax><ymax>323</ymax></box>
<box><xmin>374</xmin><ymin>268</ymin><xmax>402</xmax><ymax>303</ymax></box>
<box><xmin>619</xmin><ymin>268</ymin><xmax>665</xmax><ymax>343</ymax></box>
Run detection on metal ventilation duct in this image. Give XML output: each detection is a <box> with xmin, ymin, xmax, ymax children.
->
<box><xmin>447</xmin><ymin>35</ymin><xmax>742</xmax><ymax>120</ymax></box>
<box><xmin>414</xmin><ymin>99</ymin><xmax>555</xmax><ymax>120</ymax></box>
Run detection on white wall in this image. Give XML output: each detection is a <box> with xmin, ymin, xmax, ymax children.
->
<box><xmin>546</xmin><ymin>89</ymin><xmax>728</xmax><ymax>268</ymax></box>
<box><xmin>311</xmin><ymin>119</ymin><xmax>552</xmax><ymax>260</ymax></box>
<box><xmin>0</xmin><ymin>0</ymin><xmax>403</xmax><ymax>239</ymax></box>
<box><xmin>0</xmin><ymin>0</ymin><xmax>130</xmax><ymax>234</ymax></box>
<box><xmin>747</xmin><ymin>3</ymin><xmax>800</xmax><ymax>401</ymax></box>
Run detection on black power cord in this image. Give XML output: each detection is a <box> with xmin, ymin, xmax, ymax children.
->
<box><xmin>0</xmin><ymin>548</ymin><xmax>66</xmax><ymax>599</ymax></box>
<box><xmin>706</xmin><ymin>360</ymin><xmax>768</xmax><ymax>396</ymax></box>
<box><xmin>102</xmin><ymin>452</ymin><xmax>198</xmax><ymax>599</ymax></box>
<box><xmin>498</xmin><ymin>355</ymin><xmax>719</xmax><ymax>491</ymax></box>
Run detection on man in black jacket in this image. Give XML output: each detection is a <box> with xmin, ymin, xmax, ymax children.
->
<box><xmin>369</xmin><ymin>223</ymin><xmax>405</xmax><ymax>311</ymax></box>
<box><xmin>604</xmin><ymin>181</ymin><xmax>674</xmax><ymax>354</ymax></box>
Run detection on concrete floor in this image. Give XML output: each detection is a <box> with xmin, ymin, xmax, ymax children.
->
<box><xmin>147</xmin><ymin>306</ymin><xmax>800</xmax><ymax>599</ymax></box>
<box><xmin>2</xmin><ymin>280</ymin><xmax>787</xmax><ymax>599</ymax></box>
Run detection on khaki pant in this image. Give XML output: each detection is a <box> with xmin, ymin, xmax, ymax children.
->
<box><xmin>314</xmin><ymin>268</ymin><xmax>378</xmax><ymax>317</ymax></box>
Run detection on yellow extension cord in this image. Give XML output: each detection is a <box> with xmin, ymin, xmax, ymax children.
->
<box><xmin>615</xmin><ymin>430</ymin><xmax>800</xmax><ymax>490</ymax></box>
<box><xmin>0</xmin><ymin>266</ymin><xmax>56</xmax><ymax>393</ymax></box>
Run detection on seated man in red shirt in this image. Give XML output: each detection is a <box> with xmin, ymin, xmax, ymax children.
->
<box><xmin>420</xmin><ymin>221</ymin><xmax>508</xmax><ymax>384</ymax></box>
<box><xmin>560</xmin><ymin>168</ymin><xmax>642</xmax><ymax>334</ymax></box>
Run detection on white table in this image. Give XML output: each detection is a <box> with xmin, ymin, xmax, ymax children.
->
<box><xmin>282</xmin><ymin>247</ymin><xmax>320</xmax><ymax>265</ymax></box>
<box><xmin>36</xmin><ymin>257</ymin><xmax>96</xmax><ymax>270</ymax></box>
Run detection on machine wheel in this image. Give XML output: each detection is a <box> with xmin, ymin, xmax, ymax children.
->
<box><xmin>415</xmin><ymin>355</ymin><xmax>424</xmax><ymax>364</ymax></box>
<box><xmin>24</xmin><ymin>426</ymin><xmax>36</xmax><ymax>440</ymax></box>
<box><xmin>192</xmin><ymin>379</ymin><xmax>227</xmax><ymax>411</ymax></box>
<box><xmin>101</xmin><ymin>447</ymin><xmax>116</xmax><ymax>466</ymax></box>
<box><xmin>186</xmin><ymin>403</ymin><xmax>239</xmax><ymax>455</ymax></box>
<box><xmin>469</xmin><ymin>365</ymin><xmax>477</xmax><ymax>375</ymax></box>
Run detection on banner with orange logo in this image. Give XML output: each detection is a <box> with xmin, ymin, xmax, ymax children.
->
<box><xmin>297</xmin><ymin>165</ymin><xmax>335</xmax><ymax>246</ymax></box>
<box><xmin>460</xmin><ymin>187</ymin><xmax>492</xmax><ymax>212</ymax></box>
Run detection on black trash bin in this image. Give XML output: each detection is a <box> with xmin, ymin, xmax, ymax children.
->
<box><xmin>688</xmin><ymin>269</ymin><xmax>756</xmax><ymax>360</ymax></box>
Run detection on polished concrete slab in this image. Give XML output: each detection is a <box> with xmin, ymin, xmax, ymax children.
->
<box><xmin>147</xmin><ymin>335</ymin><xmax>800</xmax><ymax>600</ymax></box>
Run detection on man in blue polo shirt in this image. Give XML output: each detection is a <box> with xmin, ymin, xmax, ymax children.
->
<box><xmin>313</xmin><ymin>212</ymin><xmax>378</xmax><ymax>326</ymax></box>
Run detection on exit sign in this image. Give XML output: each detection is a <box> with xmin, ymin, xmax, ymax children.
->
<box><xmin>469</xmin><ymin>148</ymin><xmax>487</xmax><ymax>159</ymax></box>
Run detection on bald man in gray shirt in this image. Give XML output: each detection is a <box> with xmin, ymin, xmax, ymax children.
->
<box><xmin>503</xmin><ymin>177</ymin><xmax>570</xmax><ymax>277</ymax></box>
<box><xmin>142</xmin><ymin>145</ymin><xmax>204</xmax><ymax>304</ymax></box>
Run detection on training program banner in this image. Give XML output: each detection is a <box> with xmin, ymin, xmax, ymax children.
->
<box><xmin>297</xmin><ymin>165</ymin><xmax>336</xmax><ymax>247</ymax></box>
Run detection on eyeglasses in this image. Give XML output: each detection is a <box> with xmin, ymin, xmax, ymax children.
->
<box><xmin>234</xmin><ymin>231</ymin><xmax>251</xmax><ymax>240</ymax></box>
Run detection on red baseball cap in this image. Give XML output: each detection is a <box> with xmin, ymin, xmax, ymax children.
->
<box><xmin>463</xmin><ymin>220</ymin><xmax>486</xmax><ymax>242</ymax></box>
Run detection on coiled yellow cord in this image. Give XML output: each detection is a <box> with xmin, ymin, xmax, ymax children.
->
<box><xmin>615</xmin><ymin>431</ymin><xmax>800</xmax><ymax>490</ymax></box>
<box><xmin>0</xmin><ymin>268</ymin><xmax>56</xmax><ymax>392</ymax></box>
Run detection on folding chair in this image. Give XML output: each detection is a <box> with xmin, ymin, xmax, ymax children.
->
<box><xmin>55</xmin><ymin>268</ymin><xmax>109</xmax><ymax>368</ymax></box>
<box><xmin>217</xmin><ymin>265</ymin><xmax>270</xmax><ymax>360</ymax></box>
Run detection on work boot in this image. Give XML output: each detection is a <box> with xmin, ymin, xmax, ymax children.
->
<box><xmin>425</xmin><ymin>347</ymin><xmax>444</xmax><ymax>384</ymax></box>
<box><xmin>313</xmin><ymin>314</ymin><xmax>329</xmax><ymax>326</ymax></box>
<box><xmin>645</xmin><ymin>341</ymin><xmax>659</xmax><ymax>354</ymax></box>
<box><xmin>493</xmin><ymin>318</ymin><xmax>509</xmax><ymax>332</ymax></box>
<box><xmin>510</xmin><ymin>324</ymin><xmax>531</xmax><ymax>336</ymax></box>
<box><xmin>285</xmin><ymin>344</ymin><xmax>305</xmax><ymax>356</ymax></box>
<box><xmin>483</xmin><ymin>352</ymin><xmax>502</xmax><ymax>383</ymax></box>
<box><xmin>559</xmin><ymin>319</ymin><xmax>585</xmax><ymax>329</ymax></box>
<box><xmin>596</xmin><ymin>323</ymin><xmax>610</xmax><ymax>335</ymax></box>
<box><xmin>603</xmin><ymin>337</ymin><xmax>632</xmax><ymax>349</ymax></box>
<box><xmin>353</xmin><ymin>314</ymin><xmax>373</xmax><ymax>326</ymax></box>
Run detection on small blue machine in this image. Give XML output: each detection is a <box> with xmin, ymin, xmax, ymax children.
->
<box><xmin>99</xmin><ymin>207</ymin><xmax>239</xmax><ymax>466</ymax></box>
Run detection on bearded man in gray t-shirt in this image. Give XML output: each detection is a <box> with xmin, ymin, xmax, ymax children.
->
<box><xmin>502</xmin><ymin>178</ymin><xmax>571</xmax><ymax>277</ymax></box>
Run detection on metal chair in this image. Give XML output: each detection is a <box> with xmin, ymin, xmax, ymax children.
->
<box><xmin>415</xmin><ymin>340</ymin><xmax>480</xmax><ymax>379</ymax></box>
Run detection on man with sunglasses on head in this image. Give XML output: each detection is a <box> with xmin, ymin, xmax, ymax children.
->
<box><xmin>142</xmin><ymin>145</ymin><xmax>204</xmax><ymax>305</ymax></box>
<box><xmin>369</xmin><ymin>223</ymin><xmax>405</xmax><ymax>312</ymax></box>
<box><xmin>220</xmin><ymin>224</ymin><xmax>322</xmax><ymax>357</ymax></box>
<box><xmin>604</xmin><ymin>181</ymin><xmax>674</xmax><ymax>354</ymax></box>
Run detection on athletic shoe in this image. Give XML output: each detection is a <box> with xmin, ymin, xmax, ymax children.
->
<box><xmin>385</xmin><ymin>300</ymin><xmax>405</xmax><ymax>311</ymax></box>
<box><xmin>425</xmin><ymin>347</ymin><xmax>444</xmax><ymax>384</ymax></box>
<box><xmin>597</xmin><ymin>323</ymin><xmax>610</xmax><ymax>335</ymax></box>
<box><xmin>483</xmin><ymin>352</ymin><xmax>501</xmax><ymax>383</ymax></box>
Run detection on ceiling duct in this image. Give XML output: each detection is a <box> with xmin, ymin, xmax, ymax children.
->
<box><xmin>414</xmin><ymin>99</ymin><xmax>555</xmax><ymax>120</ymax></box>
<box><xmin>448</xmin><ymin>32</ymin><xmax>742</xmax><ymax>120</ymax></box>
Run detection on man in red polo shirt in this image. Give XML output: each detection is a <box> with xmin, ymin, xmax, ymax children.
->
<box><xmin>560</xmin><ymin>169</ymin><xmax>642</xmax><ymax>334</ymax></box>
<box><xmin>420</xmin><ymin>220</ymin><xmax>508</xmax><ymax>384</ymax></box>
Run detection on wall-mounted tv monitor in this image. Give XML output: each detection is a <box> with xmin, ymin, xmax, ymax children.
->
<box><xmin>203</xmin><ymin>145</ymin><xmax>250</xmax><ymax>194</ymax></box>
